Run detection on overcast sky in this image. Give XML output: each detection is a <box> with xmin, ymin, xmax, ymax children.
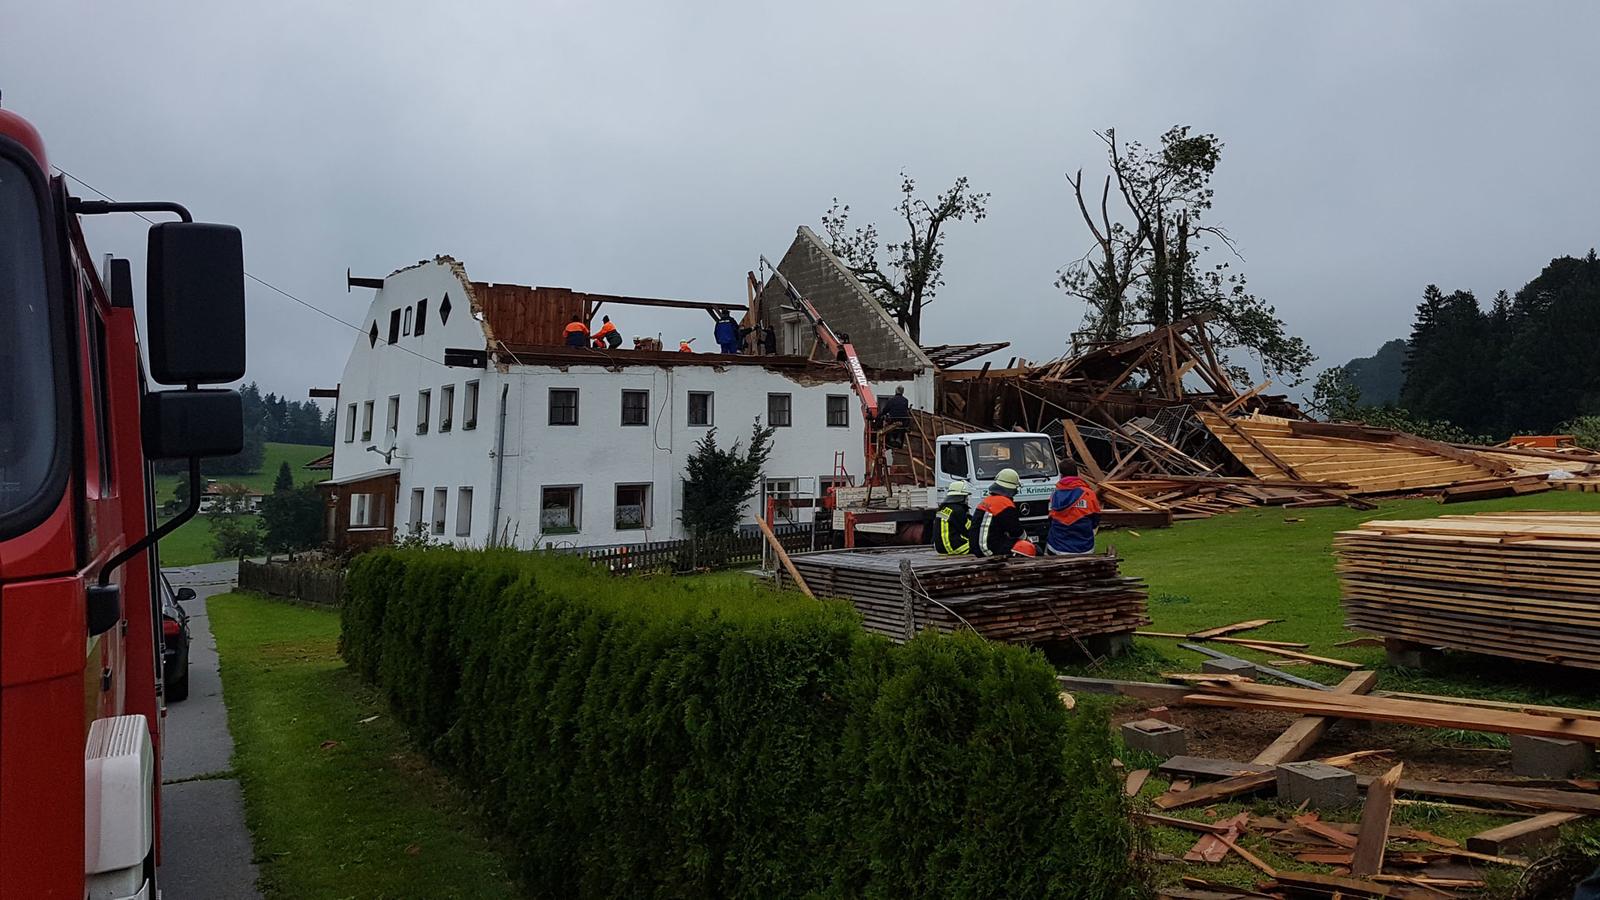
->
<box><xmin>5</xmin><ymin>1</ymin><xmax>1597</xmax><ymax>402</ymax></box>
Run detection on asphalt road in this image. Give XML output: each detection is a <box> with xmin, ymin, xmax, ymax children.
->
<box><xmin>158</xmin><ymin>560</ymin><xmax>263</xmax><ymax>899</ymax></box>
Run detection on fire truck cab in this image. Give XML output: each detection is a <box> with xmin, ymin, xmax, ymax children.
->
<box><xmin>0</xmin><ymin>105</ymin><xmax>246</xmax><ymax>898</ymax></box>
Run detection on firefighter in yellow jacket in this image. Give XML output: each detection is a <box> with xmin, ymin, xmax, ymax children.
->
<box><xmin>930</xmin><ymin>481</ymin><xmax>972</xmax><ymax>554</ymax></box>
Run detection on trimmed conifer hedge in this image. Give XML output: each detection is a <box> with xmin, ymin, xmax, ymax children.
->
<box><xmin>341</xmin><ymin>548</ymin><xmax>1142</xmax><ymax>898</ymax></box>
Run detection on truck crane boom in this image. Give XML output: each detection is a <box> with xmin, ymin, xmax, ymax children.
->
<box><xmin>759</xmin><ymin>257</ymin><xmax>889</xmax><ymax>486</ymax></box>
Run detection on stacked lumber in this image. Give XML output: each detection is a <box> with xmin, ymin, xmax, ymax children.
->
<box><xmin>1103</xmin><ymin>476</ymin><xmax>1367</xmax><ymax>520</ymax></box>
<box><xmin>790</xmin><ymin>547</ymin><xmax>1149</xmax><ymax>645</ymax></box>
<box><xmin>1336</xmin><ymin>514</ymin><xmax>1600</xmax><ymax>671</ymax></box>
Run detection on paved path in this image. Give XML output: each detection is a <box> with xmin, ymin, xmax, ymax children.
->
<box><xmin>159</xmin><ymin>560</ymin><xmax>263</xmax><ymax>899</ymax></box>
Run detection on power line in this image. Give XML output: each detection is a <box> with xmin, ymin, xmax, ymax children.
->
<box><xmin>51</xmin><ymin>165</ymin><xmax>453</xmax><ymax>372</ymax></box>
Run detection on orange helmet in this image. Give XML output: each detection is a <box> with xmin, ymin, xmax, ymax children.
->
<box><xmin>1011</xmin><ymin>539</ymin><xmax>1038</xmax><ymax>557</ymax></box>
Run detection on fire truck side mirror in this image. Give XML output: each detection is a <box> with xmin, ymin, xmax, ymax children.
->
<box><xmin>147</xmin><ymin>222</ymin><xmax>246</xmax><ymax>386</ymax></box>
<box><xmin>142</xmin><ymin>390</ymin><xmax>244</xmax><ymax>459</ymax></box>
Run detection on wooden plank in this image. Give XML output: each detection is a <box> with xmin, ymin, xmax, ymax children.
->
<box><xmin>1180</xmin><ymin>643</ymin><xmax>1332</xmax><ymax>691</ymax></box>
<box><xmin>1155</xmin><ymin>750</ymin><xmax>1389</xmax><ymax>810</ymax></box>
<box><xmin>1353</xmin><ymin>763</ymin><xmax>1404</xmax><ymax>875</ymax></box>
<box><xmin>1125</xmin><ymin>768</ymin><xmax>1151</xmax><ymax>797</ymax></box>
<box><xmin>1062</xmin><ymin>419</ymin><xmax>1105</xmax><ymax>480</ymax></box>
<box><xmin>1161</xmin><ymin>756</ymin><xmax>1600</xmax><ymax>815</ymax></box>
<box><xmin>756</xmin><ymin>517</ymin><xmax>814</xmax><ymax>598</ymax></box>
<box><xmin>1218</xmin><ymin>380</ymin><xmax>1272</xmax><ymax>416</ymax></box>
<box><xmin>1293</xmin><ymin>813</ymin><xmax>1359</xmax><ymax>849</ymax></box>
<box><xmin>1230</xmin><ymin>642</ymin><xmax>1364</xmax><ymax>671</ymax></box>
<box><xmin>1137</xmin><ymin>631</ymin><xmax>1310</xmax><ymax>649</ymax></box>
<box><xmin>1253</xmin><ymin>671</ymin><xmax>1379</xmax><ymax>766</ymax></box>
<box><xmin>1272</xmin><ymin>871</ymin><xmax>1419</xmax><ymax>899</ymax></box>
<box><xmin>1204</xmin><ymin>406</ymin><xmax>1306</xmax><ymax>480</ymax></box>
<box><xmin>1184</xmin><ymin>812</ymin><xmax>1249</xmax><ymax>863</ymax></box>
<box><xmin>1188</xmin><ymin>619</ymin><xmax>1281</xmax><ymax>640</ymax></box>
<box><xmin>1056</xmin><ymin>675</ymin><xmax>1193</xmax><ymax>704</ymax></box>
<box><xmin>1465</xmin><ymin>812</ymin><xmax>1582</xmax><ymax>854</ymax></box>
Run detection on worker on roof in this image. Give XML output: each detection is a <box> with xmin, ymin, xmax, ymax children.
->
<box><xmin>591</xmin><ymin>315</ymin><xmax>622</xmax><ymax>350</ymax></box>
<box><xmin>713</xmin><ymin>311</ymin><xmax>742</xmax><ymax>354</ymax></box>
<box><xmin>971</xmin><ymin>468</ymin><xmax>1027</xmax><ymax>557</ymax></box>
<box><xmin>1045</xmin><ymin>458</ymin><xmax>1102</xmax><ymax>555</ymax></box>
<box><xmin>564</xmin><ymin>315</ymin><xmax>590</xmax><ymax>348</ymax></box>
<box><xmin>876</xmin><ymin>385</ymin><xmax>912</xmax><ymax>460</ymax></box>
<box><xmin>930</xmin><ymin>480</ymin><xmax>972</xmax><ymax>555</ymax></box>
<box><xmin>678</xmin><ymin>338</ymin><xmax>695</xmax><ymax>352</ymax></box>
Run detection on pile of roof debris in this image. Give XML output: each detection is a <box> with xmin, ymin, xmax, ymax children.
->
<box><xmin>1062</xmin><ymin>619</ymin><xmax>1600</xmax><ymax>899</ymax></box>
<box><xmin>920</xmin><ymin>316</ymin><xmax>1600</xmax><ymax>525</ymax></box>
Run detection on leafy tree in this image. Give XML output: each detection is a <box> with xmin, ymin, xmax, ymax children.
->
<box><xmin>273</xmin><ymin>461</ymin><xmax>294</xmax><ymax>493</ymax></box>
<box><xmin>210</xmin><ymin>515</ymin><xmax>264</xmax><ymax>559</ymax></box>
<box><xmin>260</xmin><ymin>482</ymin><xmax>324</xmax><ymax>552</ymax></box>
<box><xmin>821</xmin><ymin>173</ymin><xmax>989</xmax><ymax>343</ymax></box>
<box><xmin>680</xmin><ymin>419</ymin><xmax>776</xmax><ymax>537</ymax></box>
<box><xmin>174</xmin><ymin>477</ymin><xmax>191</xmax><ymax>509</ymax></box>
<box><xmin>1562</xmin><ymin>416</ymin><xmax>1600</xmax><ymax>451</ymax></box>
<box><xmin>1059</xmin><ymin>127</ymin><xmax>1315</xmax><ymax>384</ymax></box>
<box><xmin>1307</xmin><ymin>366</ymin><xmax>1361</xmax><ymax>421</ymax></box>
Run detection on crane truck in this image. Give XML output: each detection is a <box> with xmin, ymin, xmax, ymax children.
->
<box><xmin>758</xmin><ymin>259</ymin><xmax>1059</xmax><ymax>546</ymax></box>
<box><xmin>0</xmin><ymin>104</ymin><xmax>247</xmax><ymax>899</ymax></box>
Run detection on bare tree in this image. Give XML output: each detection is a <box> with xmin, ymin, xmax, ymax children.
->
<box><xmin>1058</xmin><ymin>127</ymin><xmax>1315</xmax><ymax>384</ymax></box>
<box><xmin>821</xmin><ymin>173</ymin><xmax>989</xmax><ymax>343</ymax></box>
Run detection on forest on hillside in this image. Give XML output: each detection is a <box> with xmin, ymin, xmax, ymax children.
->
<box><xmin>1320</xmin><ymin>252</ymin><xmax>1600</xmax><ymax>441</ymax></box>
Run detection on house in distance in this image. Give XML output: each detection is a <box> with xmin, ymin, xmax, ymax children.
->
<box><xmin>321</xmin><ymin>235</ymin><xmax>933</xmax><ymax>551</ymax></box>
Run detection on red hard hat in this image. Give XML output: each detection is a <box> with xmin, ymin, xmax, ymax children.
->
<box><xmin>1011</xmin><ymin>539</ymin><xmax>1038</xmax><ymax>557</ymax></box>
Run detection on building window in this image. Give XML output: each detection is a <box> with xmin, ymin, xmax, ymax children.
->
<box><xmin>687</xmin><ymin>391</ymin><xmax>712</xmax><ymax>427</ymax></box>
<box><xmin>615</xmin><ymin>484</ymin><xmax>650</xmax><ymax>530</ymax></box>
<box><xmin>344</xmin><ymin>403</ymin><xmax>357</xmax><ymax>442</ymax></box>
<box><xmin>403</xmin><ymin>306</ymin><xmax>413</xmax><ymax>336</ymax></box>
<box><xmin>541</xmin><ymin>486</ymin><xmax>580</xmax><ymax>533</ymax></box>
<box><xmin>415</xmin><ymin>298</ymin><xmax>427</xmax><ymax>336</ymax></box>
<box><xmin>621</xmin><ymin>389</ymin><xmax>649</xmax><ymax>426</ymax></box>
<box><xmin>439</xmin><ymin>384</ymin><xmax>454</xmax><ymax>432</ymax></box>
<box><xmin>548</xmin><ymin>388</ymin><xmax>578</xmax><ymax>426</ymax></box>
<box><xmin>432</xmin><ymin>488</ymin><xmax>448</xmax><ymax>535</ymax></box>
<box><xmin>351</xmin><ymin>492</ymin><xmax>387</xmax><ymax>528</ymax></box>
<box><xmin>826</xmin><ymin>394</ymin><xmax>850</xmax><ymax>427</ymax></box>
<box><xmin>464</xmin><ymin>380</ymin><xmax>480</xmax><ymax>430</ymax></box>
<box><xmin>409</xmin><ymin>488</ymin><xmax>425</xmax><ymax>534</ymax></box>
<box><xmin>767</xmin><ymin>393</ymin><xmax>792</xmax><ymax>427</ymax></box>
<box><xmin>388</xmin><ymin>308</ymin><xmax>401</xmax><ymax>344</ymax></box>
<box><xmin>765</xmin><ymin>478</ymin><xmax>799</xmax><ymax>524</ymax></box>
<box><xmin>456</xmin><ymin>487</ymin><xmax>474</xmax><ymax>537</ymax></box>
<box><xmin>361</xmin><ymin>400</ymin><xmax>374</xmax><ymax>442</ymax></box>
<box><xmin>386</xmin><ymin>395</ymin><xmax>400</xmax><ymax>442</ymax></box>
<box><xmin>416</xmin><ymin>390</ymin><xmax>431</xmax><ymax>435</ymax></box>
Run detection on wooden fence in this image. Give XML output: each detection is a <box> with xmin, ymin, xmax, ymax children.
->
<box><xmin>239</xmin><ymin>558</ymin><xmax>347</xmax><ymax>607</ymax></box>
<box><xmin>579</xmin><ymin>524</ymin><xmax>821</xmax><ymax>575</ymax></box>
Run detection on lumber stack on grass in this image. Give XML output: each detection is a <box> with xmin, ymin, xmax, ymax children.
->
<box><xmin>790</xmin><ymin>547</ymin><xmax>1149</xmax><ymax>645</ymax></box>
<box><xmin>1336</xmin><ymin>513</ymin><xmax>1600</xmax><ymax>671</ymax></box>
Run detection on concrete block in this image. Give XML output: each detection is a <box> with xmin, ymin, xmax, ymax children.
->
<box><xmin>1511</xmin><ymin>734</ymin><xmax>1594</xmax><ymax>779</ymax></box>
<box><xmin>1201</xmin><ymin>657</ymin><xmax>1257</xmax><ymax>677</ymax></box>
<box><xmin>1276</xmin><ymin>761</ymin><xmax>1359</xmax><ymax>810</ymax></box>
<box><xmin>1121</xmin><ymin>719</ymin><xmax>1187</xmax><ymax>758</ymax></box>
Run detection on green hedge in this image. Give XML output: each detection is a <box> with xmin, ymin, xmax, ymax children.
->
<box><xmin>341</xmin><ymin>548</ymin><xmax>1141</xmax><ymax>899</ymax></box>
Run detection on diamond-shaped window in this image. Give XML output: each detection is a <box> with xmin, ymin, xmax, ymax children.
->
<box><xmin>439</xmin><ymin>292</ymin><xmax>452</xmax><ymax>325</ymax></box>
<box><xmin>368</xmin><ymin>321</ymin><xmax>379</xmax><ymax>348</ymax></box>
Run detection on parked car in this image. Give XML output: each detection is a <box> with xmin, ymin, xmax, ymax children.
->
<box><xmin>160</xmin><ymin>574</ymin><xmax>193</xmax><ymax>702</ymax></box>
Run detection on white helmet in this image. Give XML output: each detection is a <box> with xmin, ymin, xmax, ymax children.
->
<box><xmin>946</xmin><ymin>480</ymin><xmax>971</xmax><ymax>498</ymax></box>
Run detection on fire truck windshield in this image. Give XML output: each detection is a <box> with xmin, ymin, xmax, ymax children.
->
<box><xmin>0</xmin><ymin>154</ymin><xmax>61</xmax><ymax>533</ymax></box>
<box><xmin>970</xmin><ymin>437</ymin><xmax>1057</xmax><ymax>481</ymax></box>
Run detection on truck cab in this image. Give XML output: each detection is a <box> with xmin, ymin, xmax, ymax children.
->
<box><xmin>931</xmin><ymin>432</ymin><xmax>1059</xmax><ymax>526</ymax></box>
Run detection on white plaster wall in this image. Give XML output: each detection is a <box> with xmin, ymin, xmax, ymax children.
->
<box><xmin>330</xmin><ymin>260</ymin><xmax>499</xmax><ymax>546</ymax></box>
<box><xmin>498</xmin><ymin>364</ymin><xmax>917</xmax><ymax>548</ymax></box>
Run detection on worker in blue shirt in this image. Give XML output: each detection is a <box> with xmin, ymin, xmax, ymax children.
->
<box><xmin>713</xmin><ymin>312</ymin><xmax>741</xmax><ymax>354</ymax></box>
<box><xmin>1045</xmin><ymin>459</ymin><xmax>1102</xmax><ymax>555</ymax></box>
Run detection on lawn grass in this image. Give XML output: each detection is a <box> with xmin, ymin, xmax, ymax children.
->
<box><xmin>154</xmin><ymin>442</ymin><xmax>330</xmax><ymax>504</ymax></box>
<box><xmin>153</xmin><ymin>443</ymin><xmax>328</xmax><ymax>567</ymax></box>
<box><xmin>1078</xmin><ymin>491</ymin><xmax>1600</xmax><ymax>894</ymax></box>
<box><xmin>155</xmin><ymin>516</ymin><xmax>218</xmax><ymax>568</ymax></box>
<box><xmin>209</xmin><ymin>592</ymin><xmax>519</xmax><ymax>899</ymax></box>
<box><xmin>1085</xmin><ymin>489</ymin><xmax>1600</xmax><ymax>708</ymax></box>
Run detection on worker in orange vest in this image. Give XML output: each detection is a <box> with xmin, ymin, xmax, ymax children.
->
<box><xmin>971</xmin><ymin>468</ymin><xmax>1027</xmax><ymax>557</ymax></box>
<box><xmin>1045</xmin><ymin>459</ymin><xmax>1102</xmax><ymax>554</ymax></box>
<box><xmin>591</xmin><ymin>315</ymin><xmax>622</xmax><ymax>349</ymax></box>
<box><xmin>563</xmin><ymin>316</ymin><xmax>590</xmax><ymax>348</ymax></box>
<box><xmin>678</xmin><ymin>338</ymin><xmax>695</xmax><ymax>352</ymax></box>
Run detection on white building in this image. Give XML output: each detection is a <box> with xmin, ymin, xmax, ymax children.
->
<box><xmin>322</xmin><ymin>254</ymin><xmax>934</xmax><ymax>550</ymax></box>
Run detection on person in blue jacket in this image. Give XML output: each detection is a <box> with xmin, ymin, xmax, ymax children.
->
<box><xmin>713</xmin><ymin>312</ymin><xmax>741</xmax><ymax>354</ymax></box>
<box><xmin>1045</xmin><ymin>459</ymin><xmax>1102</xmax><ymax>555</ymax></box>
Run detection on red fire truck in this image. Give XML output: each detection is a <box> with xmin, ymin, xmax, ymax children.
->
<box><xmin>0</xmin><ymin>105</ymin><xmax>246</xmax><ymax>898</ymax></box>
